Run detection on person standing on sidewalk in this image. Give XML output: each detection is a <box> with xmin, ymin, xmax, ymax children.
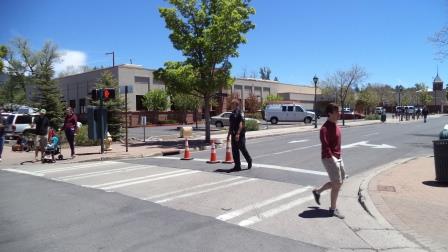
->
<box><xmin>422</xmin><ymin>106</ymin><xmax>429</xmax><ymax>123</ymax></box>
<box><xmin>0</xmin><ymin>109</ymin><xmax>6</xmax><ymax>162</ymax></box>
<box><xmin>61</xmin><ymin>107</ymin><xmax>78</xmax><ymax>158</ymax></box>
<box><xmin>34</xmin><ymin>109</ymin><xmax>49</xmax><ymax>162</ymax></box>
<box><xmin>312</xmin><ymin>103</ymin><xmax>345</xmax><ymax>219</ymax></box>
<box><xmin>226</xmin><ymin>99</ymin><xmax>252</xmax><ymax>172</ymax></box>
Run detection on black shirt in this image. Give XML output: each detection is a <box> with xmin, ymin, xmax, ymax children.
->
<box><xmin>229</xmin><ymin>109</ymin><xmax>245</xmax><ymax>136</ymax></box>
<box><xmin>35</xmin><ymin>116</ymin><xmax>49</xmax><ymax>136</ymax></box>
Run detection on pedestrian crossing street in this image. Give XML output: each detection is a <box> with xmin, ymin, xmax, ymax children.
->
<box><xmin>3</xmin><ymin>160</ymin><xmax>346</xmax><ymax>245</ymax></box>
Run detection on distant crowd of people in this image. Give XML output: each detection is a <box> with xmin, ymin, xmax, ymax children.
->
<box><xmin>394</xmin><ymin>106</ymin><xmax>429</xmax><ymax>123</ymax></box>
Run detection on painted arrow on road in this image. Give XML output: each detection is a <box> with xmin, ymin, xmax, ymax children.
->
<box><xmin>342</xmin><ymin>141</ymin><xmax>396</xmax><ymax>149</ymax></box>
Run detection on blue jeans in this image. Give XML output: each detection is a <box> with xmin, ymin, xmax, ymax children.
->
<box><xmin>0</xmin><ymin>136</ymin><xmax>4</xmax><ymax>159</ymax></box>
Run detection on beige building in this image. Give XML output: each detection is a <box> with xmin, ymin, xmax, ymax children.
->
<box><xmin>56</xmin><ymin>64</ymin><xmax>321</xmax><ymax>115</ymax></box>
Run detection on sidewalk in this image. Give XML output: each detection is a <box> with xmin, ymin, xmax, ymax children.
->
<box><xmin>369</xmin><ymin>156</ymin><xmax>448</xmax><ymax>252</ymax></box>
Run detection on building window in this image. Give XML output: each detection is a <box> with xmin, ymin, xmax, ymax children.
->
<box><xmin>79</xmin><ymin>98</ymin><xmax>86</xmax><ymax>114</ymax></box>
<box><xmin>136</xmin><ymin>95</ymin><xmax>145</xmax><ymax>111</ymax></box>
<box><xmin>135</xmin><ymin>76</ymin><xmax>150</xmax><ymax>84</ymax></box>
<box><xmin>69</xmin><ymin>100</ymin><xmax>76</xmax><ymax>109</ymax></box>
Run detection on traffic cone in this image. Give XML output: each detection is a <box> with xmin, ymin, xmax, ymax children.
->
<box><xmin>222</xmin><ymin>141</ymin><xmax>233</xmax><ymax>164</ymax></box>
<box><xmin>181</xmin><ymin>138</ymin><xmax>193</xmax><ymax>160</ymax></box>
<box><xmin>207</xmin><ymin>140</ymin><xmax>220</xmax><ymax>164</ymax></box>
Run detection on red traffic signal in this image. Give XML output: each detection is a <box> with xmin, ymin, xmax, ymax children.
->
<box><xmin>103</xmin><ymin>88</ymin><xmax>115</xmax><ymax>101</ymax></box>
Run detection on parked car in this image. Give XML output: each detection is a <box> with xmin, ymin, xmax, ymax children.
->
<box><xmin>306</xmin><ymin>110</ymin><xmax>321</xmax><ymax>119</ymax></box>
<box><xmin>264</xmin><ymin>104</ymin><xmax>316</xmax><ymax>125</ymax></box>
<box><xmin>375</xmin><ymin>107</ymin><xmax>384</xmax><ymax>114</ymax></box>
<box><xmin>340</xmin><ymin>111</ymin><xmax>365</xmax><ymax>120</ymax></box>
<box><xmin>4</xmin><ymin>113</ymin><xmax>38</xmax><ymax>139</ymax></box>
<box><xmin>211</xmin><ymin>112</ymin><xmax>260</xmax><ymax>128</ymax></box>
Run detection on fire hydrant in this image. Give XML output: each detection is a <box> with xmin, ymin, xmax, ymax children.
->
<box><xmin>105</xmin><ymin>132</ymin><xmax>113</xmax><ymax>151</ymax></box>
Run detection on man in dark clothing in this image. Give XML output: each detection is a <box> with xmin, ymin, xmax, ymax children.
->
<box><xmin>34</xmin><ymin>109</ymin><xmax>50</xmax><ymax>162</ymax></box>
<box><xmin>422</xmin><ymin>106</ymin><xmax>429</xmax><ymax>123</ymax></box>
<box><xmin>312</xmin><ymin>103</ymin><xmax>345</xmax><ymax>219</ymax></box>
<box><xmin>226</xmin><ymin>99</ymin><xmax>252</xmax><ymax>172</ymax></box>
<box><xmin>0</xmin><ymin>109</ymin><xmax>6</xmax><ymax>162</ymax></box>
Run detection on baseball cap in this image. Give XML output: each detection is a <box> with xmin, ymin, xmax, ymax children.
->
<box><xmin>40</xmin><ymin>109</ymin><xmax>46</xmax><ymax>114</ymax></box>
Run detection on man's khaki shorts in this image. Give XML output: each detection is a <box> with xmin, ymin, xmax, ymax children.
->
<box><xmin>322</xmin><ymin>157</ymin><xmax>345</xmax><ymax>183</ymax></box>
<box><xmin>35</xmin><ymin>135</ymin><xmax>48</xmax><ymax>150</ymax></box>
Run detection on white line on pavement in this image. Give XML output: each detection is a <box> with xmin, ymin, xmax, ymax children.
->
<box><xmin>143</xmin><ymin>176</ymin><xmax>243</xmax><ymax>201</ymax></box>
<box><xmin>59</xmin><ymin>165</ymin><xmax>153</xmax><ymax>181</ymax></box>
<box><xmin>101</xmin><ymin>170</ymin><xmax>201</xmax><ymax>190</ymax></box>
<box><xmin>238</xmin><ymin>195</ymin><xmax>315</xmax><ymax>227</ymax></box>
<box><xmin>88</xmin><ymin>169</ymin><xmax>188</xmax><ymax>188</ymax></box>
<box><xmin>35</xmin><ymin>161</ymin><xmax>120</xmax><ymax>173</ymax></box>
<box><xmin>364</xmin><ymin>132</ymin><xmax>379</xmax><ymax>137</ymax></box>
<box><xmin>2</xmin><ymin>168</ymin><xmax>44</xmax><ymax>177</ymax></box>
<box><xmin>153</xmin><ymin>156</ymin><xmax>327</xmax><ymax>176</ymax></box>
<box><xmin>288</xmin><ymin>139</ymin><xmax>309</xmax><ymax>144</ymax></box>
<box><xmin>155</xmin><ymin>178</ymin><xmax>258</xmax><ymax>204</ymax></box>
<box><xmin>216</xmin><ymin>186</ymin><xmax>312</xmax><ymax>221</ymax></box>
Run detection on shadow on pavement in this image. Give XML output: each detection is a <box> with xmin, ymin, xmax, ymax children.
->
<box><xmin>298</xmin><ymin>207</ymin><xmax>331</xmax><ymax>219</ymax></box>
<box><xmin>422</xmin><ymin>180</ymin><xmax>448</xmax><ymax>187</ymax></box>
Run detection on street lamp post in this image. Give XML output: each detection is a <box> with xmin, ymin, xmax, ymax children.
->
<box><xmin>106</xmin><ymin>51</ymin><xmax>115</xmax><ymax>67</ymax></box>
<box><xmin>313</xmin><ymin>75</ymin><xmax>319</xmax><ymax>129</ymax></box>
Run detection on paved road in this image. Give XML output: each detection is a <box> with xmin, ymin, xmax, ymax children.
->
<box><xmin>1</xmin><ymin>116</ymin><xmax>446</xmax><ymax>251</ymax></box>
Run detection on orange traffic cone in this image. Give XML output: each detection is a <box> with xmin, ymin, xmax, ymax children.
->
<box><xmin>207</xmin><ymin>140</ymin><xmax>220</xmax><ymax>164</ymax></box>
<box><xmin>222</xmin><ymin>140</ymin><xmax>233</xmax><ymax>164</ymax></box>
<box><xmin>181</xmin><ymin>138</ymin><xmax>193</xmax><ymax>160</ymax></box>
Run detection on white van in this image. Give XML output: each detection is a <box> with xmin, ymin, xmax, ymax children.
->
<box><xmin>264</xmin><ymin>104</ymin><xmax>315</xmax><ymax>124</ymax></box>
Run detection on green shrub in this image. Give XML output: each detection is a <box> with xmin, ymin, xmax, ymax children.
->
<box><xmin>365</xmin><ymin>114</ymin><xmax>380</xmax><ymax>120</ymax></box>
<box><xmin>245</xmin><ymin>120</ymin><xmax>260</xmax><ymax>131</ymax></box>
<box><xmin>75</xmin><ymin>126</ymin><xmax>99</xmax><ymax>146</ymax></box>
<box><xmin>159</xmin><ymin>120</ymin><xmax>177</xmax><ymax>125</ymax></box>
<box><xmin>245</xmin><ymin>112</ymin><xmax>263</xmax><ymax>120</ymax></box>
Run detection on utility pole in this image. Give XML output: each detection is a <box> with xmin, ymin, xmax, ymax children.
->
<box><xmin>125</xmin><ymin>85</ymin><xmax>128</xmax><ymax>152</ymax></box>
<box><xmin>99</xmin><ymin>89</ymin><xmax>104</xmax><ymax>154</ymax></box>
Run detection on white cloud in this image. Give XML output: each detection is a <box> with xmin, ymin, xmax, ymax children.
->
<box><xmin>54</xmin><ymin>50</ymin><xmax>88</xmax><ymax>75</ymax></box>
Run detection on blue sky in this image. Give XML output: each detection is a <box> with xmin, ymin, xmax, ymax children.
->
<box><xmin>1</xmin><ymin>0</ymin><xmax>448</xmax><ymax>88</ymax></box>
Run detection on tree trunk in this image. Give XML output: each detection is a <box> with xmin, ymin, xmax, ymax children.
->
<box><xmin>204</xmin><ymin>96</ymin><xmax>211</xmax><ymax>143</ymax></box>
<box><xmin>341</xmin><ymin>100</ymin><xmax>345</xmax><ymax>126</ymax></box>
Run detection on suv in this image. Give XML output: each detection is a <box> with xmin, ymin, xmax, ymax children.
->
<box><xmin>5</xmin><ymin>113</ymin><xmax>38</xmax><ymax>139</ymax></box>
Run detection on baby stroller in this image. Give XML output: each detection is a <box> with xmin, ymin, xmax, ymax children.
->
<box><xmin>42</xmin><ymin>131</ymin><xmax>63</xmax><ymax>163</ymax></box>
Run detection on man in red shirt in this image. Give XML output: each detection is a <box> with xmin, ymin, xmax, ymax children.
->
<box><xmin>312</xmin><ymin>103</ymin><xmax>345</xmax><ymax>219</ymax></box>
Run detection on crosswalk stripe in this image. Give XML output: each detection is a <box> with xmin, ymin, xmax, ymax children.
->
<box><xmin>101</xmin><ymin>170</ymin><xmax>201</xmax><ymax>190</ymax></box>
<box><xmin>153</xmin><ymin>156</ymin><xmax>327</xmax><ymax>176</ymax></box>
<box><xmin>216</xmin><ymin>186</ymin><xmax>312</xmax><ymax>222</ymax></box>
<box><xmin>88</xmin><ymin>169</ymin><xmax>187</xmax><ymax>188</ymax></box>
<box><xmin>2</xmin><ymin>168</ymin><xmax>44</xmax><ymax>177</ymax></box>
<box><xmin>35</xmin><ymin>161</ymin><xmax>120</xmax><ymax>173</ymax></box>
<box><xmin>59</xmin><ymin>165</ymin><xmax>153</xmax><ymax>181</ymax></box>
<box><xmin>143</xmin><ymin>177</ymin><xmax>243</xmax><ymax>201</ymax></box>
<box><xmin>238</xmin><ymin>195</ymin><xmax>314</xmax><ymax>227</ymax></box>
<box><xmin>155</xmin><ymin>178</ymin><xmax>258</xmax><ymax>204</ymax></box>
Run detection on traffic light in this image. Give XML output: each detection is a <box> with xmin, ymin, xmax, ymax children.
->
<box><xmin>91</xmin><ymin>88</ymin><xmax>115</xmax><ymax>101</ymax></box>
<box><xmin>103</xmin><ymin>88</ymin><xmax>115</xmax><ymax>101</ymax></box>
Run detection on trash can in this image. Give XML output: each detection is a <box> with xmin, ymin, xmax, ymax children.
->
<box><xmin>381</xmin><ymin>114</ymin><xmax>386</xmax><ymax>122</ymax></box>
<box><xmin>433</xmin><ymin>140</ymin><xmax>448</xmax><ymax>182</ymax></box>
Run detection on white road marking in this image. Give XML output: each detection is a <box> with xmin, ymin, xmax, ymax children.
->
<box><xmin>88</xmin><ymin>169</ymin><xmax>188</xmax><ymax>188</ymax></box>
<box><xmin>143</xmin><ymin>177</ymin><xmax>243</xmax><ymax>201</ymax></box>
<box><xmin>59</xmin><ymin>165</ymin><xmax>153</xmax><ymax>181</ymax></box>
<box><xmin>342</xmin><ymin>141</ymin><xmax>396</xmax><ymax>149</ymax></box>
<box><xmin>252</xmin><ymin>144</ymin><xmax>320</xmax><ymax>158</ymax></box>
<box><xmin>155</xmin><ymin>178</ymin><xmax>258</xmax><ymax>204</ymax></box>
<box><xmin>238</xmin><ymin>195</ymin><xmax>315</xmax><ymax>227</ymax></box>
<box><xmin>364</xmin><ymin>132</ymin><xmax>379</xmax><ymax>137</ymax></box>
<box><xmin>2</xmin><ymin>168</ymin><xmax>44</xmax><ymax>177</ymax></box>
<box><xmin>35</xmin><ymin>161</ymin><xmax>120</xmax><ymax>173</ymax></box>
<box><xmin>153</xmin><ymin>157</ymin><xmax>327</xmax><ymax>176</ymax></box>
<box><xmin>101</xmin><ymin>170</ymin><xmax>201</xmax><ymax>190</ymax></box>
<box><xmin>216</xmin><ymin>186</ymin><xmax>312</xmax><ymax>221</ymax></box>
<box><xmin>288</xmin><ymin>139</ymin><xmax>309</xmax><ymax>144</ymax></box>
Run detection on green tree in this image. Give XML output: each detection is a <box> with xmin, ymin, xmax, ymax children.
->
<box><xmin>171</xmin><ymin>93</ymin><xmax>201</xmax><ymax>124</ymax></box>
<box><xmin>415</xmin><ymin>83</ymin><xmax>433</xmax><ymax>106</ymax></box>
<box><xmin>261</xmin><ymin>94</ymin><xmax>283</xmax><ymax>109</ymax></box>
<box><xmin>357</xmin><ymin>88</ymin><xmax>379</xmax><ymax>114</ymax></box>
<box><xmin>142</xmin><ymin>89</ymin><xmax>170</xmax><ymax>112</ymax></box>
<box><xmin>155</xmin><ymin>0</ymin><xmax>255</xmax><ymax>142</ymax></box>
<box><xmin>0</xmin><ymin>45</ymin><xmax>7</xmax><ymax>73</ymax></box>
<box><xmin>92</xmin><ymin>71</ymin><xmax>123</xmax><ymax>140</ymax></box>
